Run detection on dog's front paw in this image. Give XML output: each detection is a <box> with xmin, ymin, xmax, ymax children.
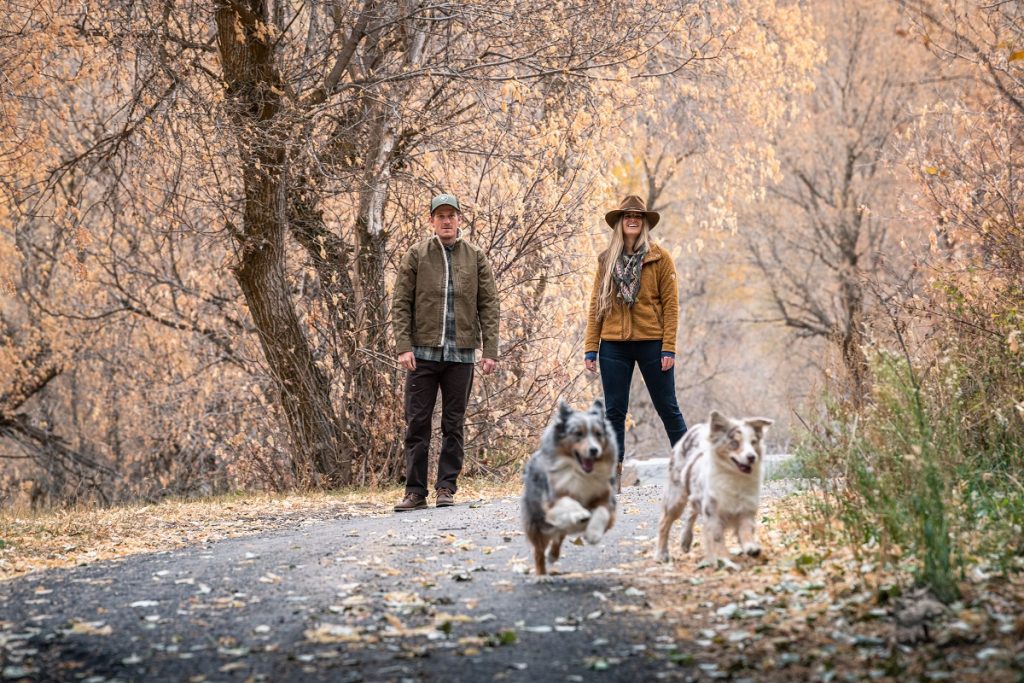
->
<box><xmin>570</xmin><ymin>509</ymin><xmax>592</xmax><ymax>525</ymax></box>
<box><xmin>534</xmin><ymin>573</ymin><xmax>554</xmax><ymax>583</ymax></box>
<box><xmin>743</xmin><ymin>544</ymin><xmax>761</xmax><ymax>558</ymax></box>
<box><xmin>582</xmin><ymin>506</ymin><xmax>611</xmax><ymax>545</ymax></box>
<box><xmin>655</xmin><ymin>548</ymin><xmax>670</xmax><ymax>563</ymax></box>
<box><xmin>545</xmin><ymin>497</ymin><xmax>591</xmax><ymax>529</ymax></box>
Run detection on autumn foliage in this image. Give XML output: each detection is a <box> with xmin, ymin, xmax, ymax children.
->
<box><xmin>1</xmin><ymin>2</ymin><xmax>1021</xmax><ymax>616</ymax></box>
<box><xmin>798</xmin><ymin>0</ymin><xmax>1024</xmax><ymax>602</ymax></box>
<box><xmin>1</xmin><ymin>1</ymin><xmax>818</xmax><ymax>503</ymax></box>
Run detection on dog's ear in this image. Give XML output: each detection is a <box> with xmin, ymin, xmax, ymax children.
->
<box><xmin>709</xmin><ymin>410</ymin><xmax>731</xmax><ymax>436</ymax></box>
<box><xmin>557</xmin><ymin>400</ymin><xmax>574</xmax><ymax>423</ymax></box>
<box><xmin>553</xmin><ymin>400</ymin><xmax>573</xmax><ymax>436</ymax></box>
<box><xmin>745</xmin><ymin>417</ymin><xmax>774</xmax><ymax>437</ymax></box>
<box><xmin>588</xmin><ymin>398</ymin><xmax>606</xmax><ymax>417</ymax></box>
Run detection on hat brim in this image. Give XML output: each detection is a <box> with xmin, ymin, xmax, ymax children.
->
<box><xmin>431</xmin><ymin>201</ymin><xmax>460</xmax><ymax>213</ymax></box>
<box><xmin>604</xmin><ymin>210</ymin><xmax>660</xmax><ymax>230</ymax></box>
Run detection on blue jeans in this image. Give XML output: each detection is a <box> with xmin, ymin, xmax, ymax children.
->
<box><xmin>598</xmin><ymin>340</ymin><xmax>688</xmax><ymax>462</ymax></box>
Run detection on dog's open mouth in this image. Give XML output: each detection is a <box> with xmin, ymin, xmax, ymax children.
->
<box><xmin>731</xmin><ymin>458</ymin><xmax>752</xmax><ymax>474</ymax></box>
<box><xmin>575</xmin><ymin>454</ymin><xmax>595</xmax><ymax>473</ymax></box>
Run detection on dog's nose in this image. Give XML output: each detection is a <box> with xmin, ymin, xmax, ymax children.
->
<box><xmin>746</xmin><ymin>453</ymin><xmax>756</xmax><ymax>464</ymax></box>
<box><xmin>589</xmin><ymin>446</ymin><xmax>600</xmax><ymax>457</ymax></box>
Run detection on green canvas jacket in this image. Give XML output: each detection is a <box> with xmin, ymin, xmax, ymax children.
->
<box><xmin>392</xmin><ymin>235</ymin><xmax>500</xmax><ymax>359</ymax></box>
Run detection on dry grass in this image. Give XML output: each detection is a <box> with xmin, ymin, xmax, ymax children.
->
<box><xmin>0</xmin><ymin>478</ymin><xmax>521</xmax><ymax>581</ymax></box>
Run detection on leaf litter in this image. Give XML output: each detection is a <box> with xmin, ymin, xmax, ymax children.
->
<box><xmin>613</xmin><ymin>496</ymin><xmax>1024</xmax><ymax>682</ymax></box>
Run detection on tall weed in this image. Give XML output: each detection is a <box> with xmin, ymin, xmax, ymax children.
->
<box><xmin>799</xmin><ymin>333</ymin><xmax>1023</xmax><ymax>603</ymax></box>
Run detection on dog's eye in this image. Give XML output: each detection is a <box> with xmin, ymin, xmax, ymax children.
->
<box><xmin>575</xmin><ymin>429</ymin><xmax>584</xmax><ymax>437</ymax></box>
<box><xmin>730</xmin><ymin>439</ymin><xmax>740</xmax><ymax>449</ymax></box>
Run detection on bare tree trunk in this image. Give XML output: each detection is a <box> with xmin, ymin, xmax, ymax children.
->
<box><xmin>339</xmin><ymin>7</ymin><xmax>430</xmax><ymax>484</ymax></box>
<box><xmin>215</xmin><ymin>0</ymin><xmax>348</xmax><ymax>486</ymax></box>
<box><xmin>838</xmin><ymin>269</ymin><xmax>868</xmax><ymax>407</ymax></box>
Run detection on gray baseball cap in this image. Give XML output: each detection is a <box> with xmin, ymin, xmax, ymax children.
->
<box><xmin>430</xmin><ymin>193</ymin><xmax>460</xmax><ymax>213</ymax></box>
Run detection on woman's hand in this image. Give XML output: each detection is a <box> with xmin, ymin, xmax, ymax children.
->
<box><xmin>661</xmin><ymin>355</ymin><xmax>675</xmax><ymax>372</ymax></box>
<box><xmin>584</xmin><ymin>358</ymin><xmax>597</xmax><ymax>374</ymax></box>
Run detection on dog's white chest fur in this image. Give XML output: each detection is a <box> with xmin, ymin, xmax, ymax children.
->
<box><xmin>546</xmin><ymin>459</ymin><xmax>610</xmax><ymax>501</ymax></box>
<box><xmin>691</xmin><ymin>454</ymin><xmax>761</xmax><ymax>518</ymax></box>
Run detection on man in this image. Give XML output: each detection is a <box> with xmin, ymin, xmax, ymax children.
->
<box><xmin>391</xmin><ymin>193</ymin><xmax>500</xmax><ymax>511</ymax></box>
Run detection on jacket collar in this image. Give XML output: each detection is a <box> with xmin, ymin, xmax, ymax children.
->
<box><xmin>599</xmin><ymin>241</ymin><xmax>663</xmax><ymax>266</ymax></box>
<box><xmin>642</xmin><ymin>243</ymin><xmax>663</xmax><ymax>264</ymax></box>
<box><xmin>624</xmin><ymin>242</ymin><xmax>661</xmax><ymax>264</ymax></box>
<box><xmin>431</xmin><ymin>231</ymin><xmax>462</xmax><ymax>249</ymax></box>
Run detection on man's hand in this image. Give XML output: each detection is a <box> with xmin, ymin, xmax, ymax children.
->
<box><xmin>399</xmin><ymin>351</ymin><xmax>416</xmax><ymax>371</ymax></box>
<box><xmin>584</xmin><ymin>358</ymin><xmax>597</xmax><ymax>374</ymax></box>
<box><xmin>661</xmin><ymin>355</ymin><xmax>675</xmax><ymax>372</ymax></box>
<box><xmin>479</xmin><ymin>358</ymin><xmax>498</xmax><ymax>375</ymax></box>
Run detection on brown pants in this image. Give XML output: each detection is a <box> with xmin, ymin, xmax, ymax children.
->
<box><xmin>403</xmin><ymin>360</ymin><xmax>474</xmax><ymax>496</ymax></box>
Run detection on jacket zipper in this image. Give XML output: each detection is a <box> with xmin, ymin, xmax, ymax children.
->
<box><xmin>436</xmin><ymin>236</ymin><xmax>450</xmax><ymax>348</ymax></box>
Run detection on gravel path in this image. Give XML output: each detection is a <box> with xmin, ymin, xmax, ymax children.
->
<box><xmin>0</xmin><ymin>459</ymin><xmax>795</xmax><ymax>682</ymax></box>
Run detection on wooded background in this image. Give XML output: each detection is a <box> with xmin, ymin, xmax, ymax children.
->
<box><xmin>2</xmin><ymin>0</ymin><xmax>1021</xmax><ymax>513</ymax></box>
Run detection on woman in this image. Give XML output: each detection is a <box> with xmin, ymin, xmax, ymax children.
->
<box><xmin>584</xmin><ymin>195</ymin><xmax>688</xmax><ymax>489</ymax></box>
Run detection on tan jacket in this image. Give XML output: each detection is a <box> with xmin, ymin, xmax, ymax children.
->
<box><xmin>584</xmin><ymin>242</ymin><xmax>678</xmax><ymax>354</ymax></box>
<box><xmin>392</xmin><ymin>235</ymin><xmax>500</xmax><ymax>359</ymax></box>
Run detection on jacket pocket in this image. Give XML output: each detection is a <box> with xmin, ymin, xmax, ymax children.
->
<box><xmin>415</xmin><ymin>287</ymin><xmax>442</xmax><ymax>344</ymax></box>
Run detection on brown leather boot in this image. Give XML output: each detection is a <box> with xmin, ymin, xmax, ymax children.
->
<box><xmin>394</xmin><ymin>492</ymin><xmax>427</xmax><ymax>512</ymax></box>
<box><xmin>615</xmin><ymin>461</ymin><xmax>623</xmax><ymax>493</ymax></box>
<box><xmin>435</xmin><ymin>488</ymin><xmax>455</xmax><ymax>508</ymax></box>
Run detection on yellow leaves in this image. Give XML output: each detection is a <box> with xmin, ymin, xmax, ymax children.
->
<box><xmin>233</xmin><ymin>15</ymin><xmax>246</xmax><ymax>45</ymax></box>
<box><xmin>70</xmin><ymin>620</ymin><xmax>113</xmax><ymax>636</ymax></box>
<box><xmin>1007</xmin><ymin>330</ymin><xmax>1020</xmax><ymax>354</ymax></box>
<box><xmin>304</xmin><ymin>623</ymin><xmax>362</xmax><ymax>643</ymax></box>
<box><xmin>922</xmin><ymin>165</ymin><xmax>939</xmax><ymax>176</ymax></box>
<box><xmin>1008</xmin><ymin>50</ymin><xmax>1024</xmax><ymax>63</ymax></box>
<box><xmin>433</xmin><ymin>612</ymin><xmax>473</xmax><ymax>627</ymax></box>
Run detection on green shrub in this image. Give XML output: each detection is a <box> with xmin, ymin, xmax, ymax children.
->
<box><xmin>799</xmin><ymin>334</ymin><xmax>1023</xmax><ymax>603</ymax></box>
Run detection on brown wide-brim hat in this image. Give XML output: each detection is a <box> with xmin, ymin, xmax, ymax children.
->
<box><xmin>604</xmin><ymin>194</ymin><xmax>660</xmax><ymax>230</ymax></box>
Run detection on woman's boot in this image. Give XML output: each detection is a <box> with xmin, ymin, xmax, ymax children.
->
<box><xmin>616</xmin><ymin>461</ymin><xmax>623</xmax><ymax>493</ymax></box>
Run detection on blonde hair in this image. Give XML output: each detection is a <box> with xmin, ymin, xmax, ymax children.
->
<box><xmin>596</xmin><ymin>217</ymin><xmax>652</xmax><ymax>319</ymax></box>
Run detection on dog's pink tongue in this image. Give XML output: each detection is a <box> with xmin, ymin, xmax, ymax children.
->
<box><xmin>581</xmin><ymin>458</ymin><xmax>594</xmax><ymax>473</ymax></box>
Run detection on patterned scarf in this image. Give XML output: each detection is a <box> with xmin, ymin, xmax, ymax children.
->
<box><xmin>613</xmin><ymin>247</ymin><xmax>647</xmax><ymax>306</ymax></box>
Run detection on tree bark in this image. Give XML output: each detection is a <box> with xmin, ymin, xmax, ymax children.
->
<box><xmin>215</xmin><ymin>0</ymin><xmax>348</xmax><ymax>486</ymax></box>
